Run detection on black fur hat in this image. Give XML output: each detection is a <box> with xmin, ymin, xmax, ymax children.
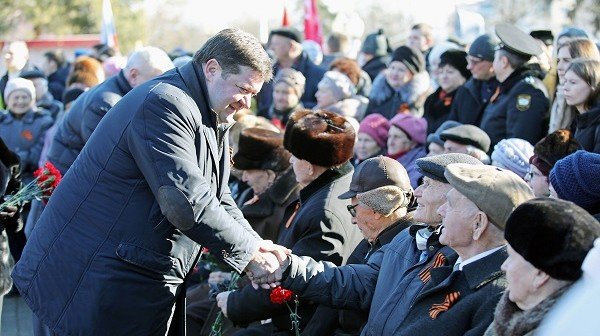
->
<box><xmin>233</xmin><ymin>128</ymin><xmax>290</xmax><ymax>172</ymax></box>
<box><xmin>284</xmin><ymin>109</ymin><xmax>355</xmax><ymax>167</ymax></box>
<box><xmin>505</xmin><ymin>198</ymin><xmax>600</xmax><ymax>281</ymax></box>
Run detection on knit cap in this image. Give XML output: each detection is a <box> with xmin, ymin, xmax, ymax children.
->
<box><xmin>550</xmin><ymin>150</ymin><xmax>600</xmax><ymax>211</ymax></box>
<box><xmin>358</xmin><ymin>114</ymin><xmax>390</xmax><ymax>148</ymax></box>
<box><xmin>317</xmin><ymin>71</ymin><xmax>356</xmax><ymax>102</ymax></box>
<box><xmin>4</xmin><ymin>77</ymin><xmax>35</xmax><ymax>102</ymax></box>
<box><xmin>274</xmin><ymin>68</ymin><xmax>306</xmax><ymax>98</ymax></box>
<box><xmin>391</xmin><ymin>46</ymin><xmax>425</xmax><ymax>74</ymax></box>
<box><xmin>491</xmin><ymin>138</ymin><xmax>534</xmax><ymax>179</ymax></box>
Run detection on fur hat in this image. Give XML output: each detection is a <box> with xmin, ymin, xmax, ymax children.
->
<box><xmin>273</xmin><ymin>68</ymin><xmax>306</xmax><ymax>98</ymax></box>
<box><xmin>340</xmin><ymin>156</ymin><xmax>412</xmax><ymax>216</ymax></box>
<box><xmin>439</xmin><ymin>50</ymin><xmax>471</xmax><ymax>80</ymax></box>
<box><xmin>284</xmin><ymin>109</ymin><xmax>355</xmax><ymax>167</ymax></box>
<box><xmin>491</xmin><ymin>138</ymin><xmax>534</xmax><ymax>179</ymax></box>
<box><xmin>549</xmin><ymin>150</ymin><xmax>600</xmax><ymax>212</ymax></box>
<box><xmin>318</xmin><ymin>71</ymin><xmax>356</xmax><ymax>101</ymax></box>
<box><xmin>4</xmin><ymin>77</ymin><xmax>35</xmax><ymax>102</ymax></box>
<box><xmin>358</xmin><ymin>113</ymin><xmax>389</xmax><ymax>148</ymax></box>
<box><xmin>391</xmin><ymin>46</ymin><xmax>425</xmax><ymax>74</ymax></box>
<box><xmin>505</xmin><ymin>198</ymin><xmax>600</xmax><ymax>281</ymax></box>
<box><xmin>361</xmin><ymin>29</ymin><xmax>392</xmax><ymax>57</ymax></box>
<box><xmin>233</xmin><ymin>128</ymin><xmax>290</xmax><ymax>172</ymax></box>
<box><xmin>444</xmin><ymin>164</ymin><xmax>534</xmax><ymax>229</ymax></box>
<box><xmin>389</xmin><ymin>113</ymin><xmax>428</xmax><ymax>145</ymax></box>
<box><xmin>531</xmin><ymin>129</ymin><xmax>581</xmax><ymax>176</ymax></box>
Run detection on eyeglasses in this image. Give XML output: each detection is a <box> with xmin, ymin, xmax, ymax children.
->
<box><xmin>347</xmin><ymin>204</ymin><xmax>359</xmax><ymax>217</ymax></box>
<box><xmin>466</xmin><ymin>56</ymin><xmax>484</xmax><ymax>66</ymax></box>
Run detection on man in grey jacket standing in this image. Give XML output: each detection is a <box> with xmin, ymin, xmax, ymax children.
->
<box><xmin>12</xmin><ymin>28</ymin><xmax>289</xmax><ymax>336</ymax></box>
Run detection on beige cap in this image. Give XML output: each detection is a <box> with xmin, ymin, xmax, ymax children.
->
<box><xmin>444</xmin><ymin>163</ymin><xmax>534</xmax><ymax>230</ymax></box>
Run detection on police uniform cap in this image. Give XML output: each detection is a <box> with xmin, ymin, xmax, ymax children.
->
<box><xmin>495</xmin><ymin>23</ymin><xmax>543</xmax><ymax>58</ymax></box>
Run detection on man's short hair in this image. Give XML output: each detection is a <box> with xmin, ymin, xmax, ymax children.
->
<box><xmin>194</xmin><ymin>28</ymin><xmax>273</xmax><ymax>82</ymax></box>
<box><xmin>496</xmin><ymin>49</ymin><xmax>529</xmax><ymax>70</ymax></box>
<box><xmin>44</xmin><ymin>50</ymin><xmax>66</xmax><ymax>68</ymax></box>
<box><xmin>411</xmin><ymin>23</ymin><xmax>433</xmax><ymax>40</ymax></box>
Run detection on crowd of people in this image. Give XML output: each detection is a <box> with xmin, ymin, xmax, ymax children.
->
<box><xmin>0</xmin><ymin>19</ymin><xmax>599</xmax><ymax>336</ymax></box>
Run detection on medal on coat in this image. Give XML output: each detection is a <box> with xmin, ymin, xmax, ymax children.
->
<box><xmin>516</xmin><ymin>94</ymin><xmax>531</xmax><ymax>111</ymax></box>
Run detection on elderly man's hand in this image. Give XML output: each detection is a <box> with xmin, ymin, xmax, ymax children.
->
<box><xmin>216</xmin><ymin>291</ymin><xmax>231</xmax><ymax>318</ymax></box>
<box><xmin>0</xmin><ymin>205</ymin><xmax>18</xmax><ymax>219</ymax></box>
<box><xmin>244</xmin><ymin>241</ymin><xmax>291</xmax><ymax>289</ymax></box>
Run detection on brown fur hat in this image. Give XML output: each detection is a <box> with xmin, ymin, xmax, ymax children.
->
<box><xmin>532</xmin><ymin>129</ymin><xmax>581</xmax><ymax>175</ymax></box>
<box><xmin>233</xmin><ymin>128</ymin><xmax>291</xmax><ymax>172</ymax></box>
<box><xmin>284</xmin><ymin>109</ymin><xmax>355</xmax><ymax>167</ymax></box>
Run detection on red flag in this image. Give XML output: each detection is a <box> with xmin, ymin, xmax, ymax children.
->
<box><xmin>303</xmin><ymin>0</ymin><xmax>323</xmax><ymax>45</ymax></box>
<box><xmin>282</xmin><ymin>5</ymin><xmax>290</xmax><ymax>27</ymax></box>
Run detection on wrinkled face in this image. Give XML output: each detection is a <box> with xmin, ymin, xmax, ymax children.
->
<box><xmin>315</xmin><ymin>85</ymin><xmax>337</xmax><ymax>108</ymax></box>
<box><xmin>413</xmin><ymin>177</ymin><xmax>452</xmax><ymax>225</ymax></box>
<box><xmin>273</xmin><ymin>82</ymin><xmax>299</xmax><ymax>111</ymax></box>
<box><xmin>427</xmin><ymin>142</ymin><xmax>444</xmax><ymax>157</ymax></box>
<box><xmin>290</xmin><ymin>155</ymin><xmax>313</xmax><ymax>185</ymax></box>
<box><xmin>556</xmin><ymin>46</ymin><xmax>572</xmax><ymax>84</ymax></box>
<box><xmin>350</xmin><ymin>196</ymin><xmax>381</xmax><ymax>242</ymax></box>
<box><xmin>7</xmin><ymin>90</ymin><xmax>34</xmax><ymax>115</ymax></box>
<box><xmin>206</xmin><ymin>62</ymin><xmax>264</xmax><ymax>121</ymax></box>
<box><xmin>355</xmin><ymin>133</ymin><xmax>381</xmax><ymax>161</ymax></box>
<box><xmin>501</xmin><ymin>245</ymin><xmax>540</xmax><ymax>310</ymax></box>
<box><xmin>563</xmin><ymin>70</ymin><xmax>592</xmax><ymax>111</ymax></box>
<box><xmin>269</xmin><ymin>35</ymin><xmax>292</xmax><ymax>61</ymax></box>
<box><xmin>525</xmin><ymin>165</ymin><xmax>550</xmax><ymax>197</ymax></box>
<box><xmin>386</xmin><ymin>61</ymin><xmax>413</xmax><ymax>89</ymax></box>
<box><xmin>467</xmin><ymin>55</ymin><xmax>494</xmax><ymax>81</ymax></box>
<box><xmin>443</xmin><ymin>140</ymin><xmax>469</xmax><ymax>154</ymax></box>
<box><xmin>242</xmin><ymin>169</ymin><xmax>274</xmax><ymax>195</ymax></box>
<box><xmin>3</xmin><ymin>43</ymin><xmax>28</xmax><ymax>71</ymax></box>
<box><xmin>408</xmin><ymin>29</ymin><xmax>428</xmax><ymax>51</ymax></box>
<box><xmin>438</xmin><ymin>64</ymin><xmax>466</xmax><ymax>93</ymax></box>
<box><xmin>31</xmin><ymin>78</ymin><xmax>48</xmax><ymax>100</ymax></box>
<box><xmin>437</xmin><ymin>188</ymin><xmax>478</xmax><ymax>249</ymax></box>
<box><xmin>387</xmin><ymin>126</ymin><xmax>414</xmax><ymax>156</ymax></box>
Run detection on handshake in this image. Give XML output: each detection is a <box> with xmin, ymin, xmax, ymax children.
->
<box><xmin>244</xmin><ymin>240</ymin><xmax>292</xmax><ymax>289</ymax></box>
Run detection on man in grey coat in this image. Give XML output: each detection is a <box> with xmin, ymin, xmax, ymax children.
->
<box><xmin>12</xmin><ymin>28</ymin><xmax>289</xmax><ymax>336</ymax></box>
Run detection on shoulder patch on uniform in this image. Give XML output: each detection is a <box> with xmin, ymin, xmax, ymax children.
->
<box><xmin>516</xmin><ymin>94</ymin><xmax>531</xmax><ymax>111</ymax></box>
<box><xmin>524</xmin><ymin>76</ymin><xmax>535</xmax><ymax>85</ymax></box>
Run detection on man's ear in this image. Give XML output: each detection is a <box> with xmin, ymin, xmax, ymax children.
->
<box><xmin>472</xmin><ymin>211</ymin><xmax>489</xmax><ymax>241</ymax></box>
<box><xmin>204</xmin><ymin>59</ymin><xmax>221</xmax><ymax>82</ymax></box>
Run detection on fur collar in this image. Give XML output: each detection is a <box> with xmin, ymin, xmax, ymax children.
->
<box><xmin>369</xmin><ymin>71</ymin><xmax>431</xmax><ymax>105</ymax></box>
<box><xmin>491</xmin><ymin>284</ymin><xmax>572</xmax><ymax>336</ymax></box>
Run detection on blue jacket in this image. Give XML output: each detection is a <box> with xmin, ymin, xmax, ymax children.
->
<box><xmin>281</xmin><ymin>224</ymin><xmax>454</xmax><ymax>335</ymax></box>
<box><xmin>0</xmin><ymin>110</ymin><xmax>53</xmax><ymax>175</ymax></box>
<box><xmin>12</xmin><ymin>62</ymin><xmax>262</xmax><ymax>335</ymax></box>
<box><xmin>46</xmin><ymin>70</ymin><xmax>132</xmax><ymax>174</ymax></box>
<box><xmin>256</xmin><ymin>52</ymin><xmax>325</xmax><ymax>112</ymax></box>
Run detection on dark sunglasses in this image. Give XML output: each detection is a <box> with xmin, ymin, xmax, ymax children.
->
<box><xmin>347</xmin><ymin>204</ymin><xmax>359</xmax><ymax>217</ymax></box>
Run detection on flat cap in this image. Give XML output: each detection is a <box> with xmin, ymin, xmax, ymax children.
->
<box><xmin>444</xmin><ymin>163</ymin><xmax>534</xmax><ymax>229</ymax></box>
<box><xmin>495</xmin><ymin>23</ymin><xmax>543</xmax><ymax>58</ymax></box>
<box><xmin>339</xmin><ymin>155</ymin><xmax>411</xmax><ymax>199</ymax></box>
<box><xmin>506</xmin><ymin>198</ymin><xmax>600</xmax><ymax>281</ymax></box>
<box><xmin>440</xmin><ymin>124</ymin><xmax>491</xmax><ymax>152</ymax></box>
<box><xmin>416</xmin><ymin>153</ymin><xmax>483</xmax><ymax>183</ymax></box>
<box><xmin>270</xmin><ymin>27</ymin><xmax>303</xmax><ymax>43</ymax></box>
<box><xmin>427</xmin><ymin>120</ymin><xmax>462</xmax><ymax>146</ymax></box>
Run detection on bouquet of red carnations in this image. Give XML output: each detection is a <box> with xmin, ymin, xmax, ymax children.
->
<box><xmin>0</xmin><ymin>162</ymin><xmax>62</xmax><ymax>211</ymax></box>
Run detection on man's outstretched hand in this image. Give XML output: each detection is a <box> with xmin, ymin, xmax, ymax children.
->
<box><xmin>244</xmin><ymin>240</ymin><xmax>291</xmax><ymax>289</ymax></box>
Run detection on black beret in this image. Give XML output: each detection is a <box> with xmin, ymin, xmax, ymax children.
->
<box><xmin>270</xmin><ymin>27</ymin><xmax>303</xmax><ymax>43</ymax></box>
<box><xmin>20</xmin><ymin>69</ymin><xmax>47</xmax><ymax>80</ymax></box>
<box><xmin>416</xmin><ymin>153</ymin><xmax>483</xmax><ymax>183</ymax></box>
<box><xmin>440</xmin><ymin>124</ymin><xmax>491</xmax><ymax>152</ymax></box>
<box><xmin>505</xmin><ymin>198</ymin><xmax>600</xmax><ymax>281</ymax></box>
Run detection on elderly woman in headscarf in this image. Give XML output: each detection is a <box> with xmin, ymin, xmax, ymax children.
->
<box><xmin>259</xmin><ymin>68</ymin><xmax>306</xmax><ymax>130</ymax></box>
<box><xmin>314</xmin><ymin>70</ymin><xmax>369</xmax><ymax>121</ymax></box>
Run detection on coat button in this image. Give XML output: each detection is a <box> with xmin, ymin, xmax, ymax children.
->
<box><xmin>429</xmin><ymin>246</ymin><xmax>434</xmax><ymax>251</ymax></box>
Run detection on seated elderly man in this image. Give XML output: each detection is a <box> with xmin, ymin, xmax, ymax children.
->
<box><xmin>484</xmin><ymin>198</ymin><xmax>600</xmax><ymax>336</ymax></box>
<box><xmin>267</xmin><ymin>164</ymin><xmax>533</xmax><ymax>336</ymax></box>
<box><xmin>441</xmin><ymin>124</ymin><xmax>491</xmax><ymax>163</ymax></box>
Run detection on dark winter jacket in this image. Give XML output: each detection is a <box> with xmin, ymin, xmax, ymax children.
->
<box><xmin>46</xmin><ymin>70</ymin><xmax>132</xmax><ymax>174</ymax></box>
<box><xmin>480</xmin><ymin>67</ymin><xmax>549</xmax><ymax>151</ymax></box>
<box><xmin>424</xmin><ymin>87</ymin><xmax>458</xmax><ymax>135</ymax></box>
<box><xmin>573</xmin><ymin>104</ymin><xmax>600</xmax><ymax>154</ymax></box>
<box><xmin>362</xmin><ymin>56</ymin><xmax>389</xmax><ymax>82</ymax></box>
<box><xmin>226</xmin><ymin>163</ymin><xmax>363</xmax><ymax>334</ymax></box>
<box><xmin>448</xmin><ymin>77</ymin><xmax>499</xmax><ymax>126</ymax></box>
<box><xmin>12</xmin><ymin>62</ymin><xmax>262</xmax><ymax>335</ymax></box>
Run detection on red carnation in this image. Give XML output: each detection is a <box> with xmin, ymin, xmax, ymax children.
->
<box><xmin>270</xmin><ymin>286</ymin><xmax>294</xmax><ymax>304</ymax></box>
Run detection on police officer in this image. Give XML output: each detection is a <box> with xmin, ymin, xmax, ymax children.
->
<box><xmin>480</xmin><ymin>23</ymin><xmax>549</xmax><ymax>151</ymax></box>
